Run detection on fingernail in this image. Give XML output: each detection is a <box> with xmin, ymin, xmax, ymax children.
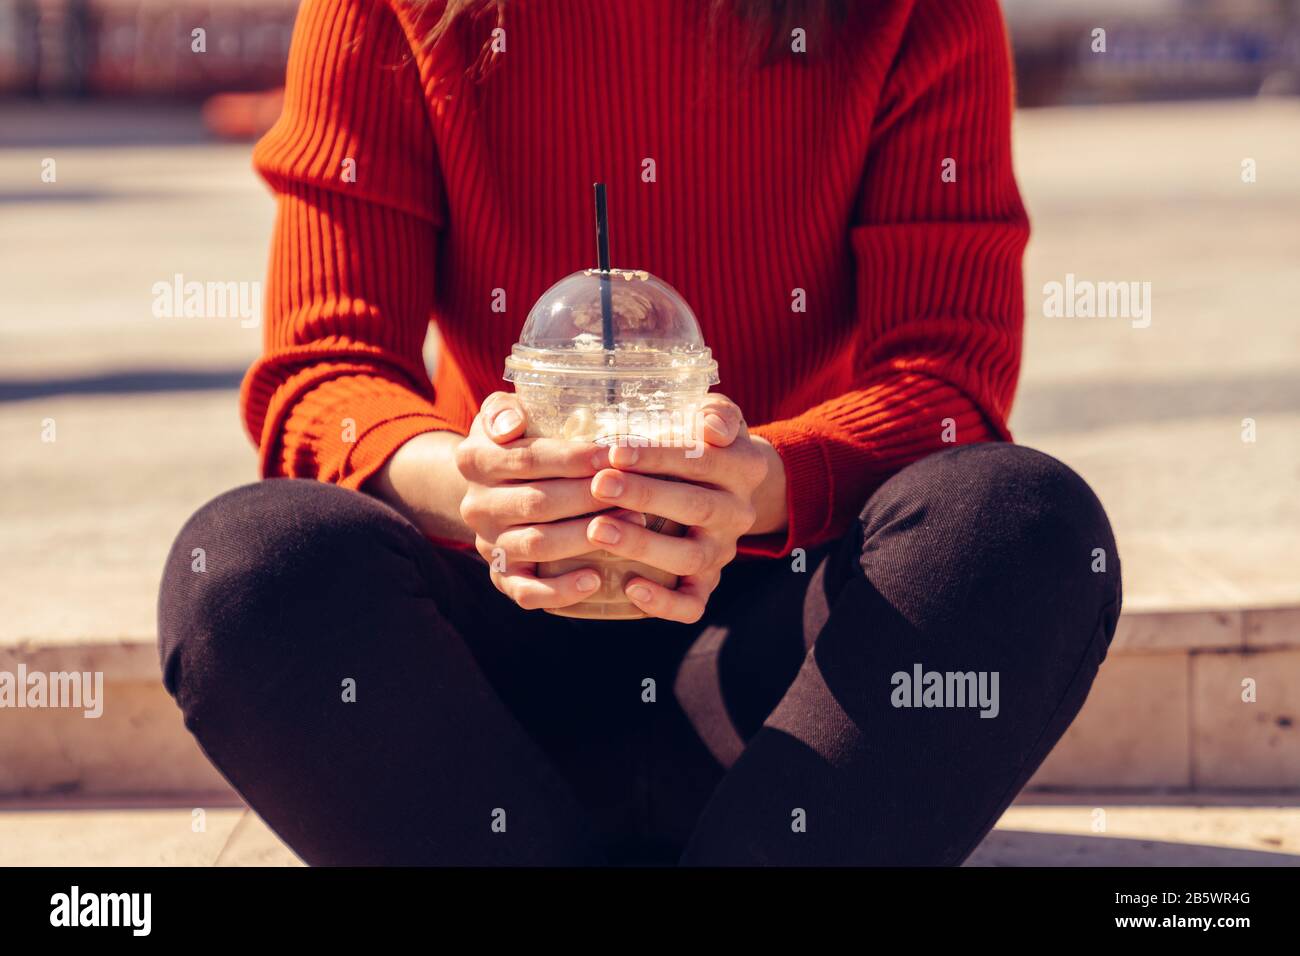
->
<box><xmin>627</xmin><ymin>584</ymin><xmax>652</xmax><ymax>603</ymax></box>
<box><xmin>703</xmin><ymin>412</ymin><xmax>729</xmax><ymax>436</ymax></box>
<box><xmin>491</xmin><ymin>408</ymin><xmax>522</xmax><ymax>436</ymax></box>
<box><xmin>576</xmin><ymin>572</ymin><xmax>600</xmax><ymax>592</ymax></box>
<box><xmin>589</xmin><ymin>520</ymin><xmax>622</xmax><ymax>545</ymax></box>
<box><xmin>592</xmin><ymin>472</ymin><xmax>624</xmax><ymax>499</ymax></box>
<box><xmin>611</xmin><ymin>509</ymin><xmax>647</xmax><ymax>527</ymax></box>
<box><xmin>611</xmin><ymin>444</ymin><xmax>639</xmax><ymax>466</ymax></box>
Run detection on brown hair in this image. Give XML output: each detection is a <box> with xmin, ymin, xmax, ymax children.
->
<box><xmin>410</xmin><ymin>0</ymin><xmax>852</xmax><ymax>78</ymax></box>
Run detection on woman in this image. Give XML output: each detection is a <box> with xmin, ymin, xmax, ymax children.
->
<box><xmin>158</xmin><ymin>0</ymin><xmax>1121</xmax><ymax>865</ymax></box>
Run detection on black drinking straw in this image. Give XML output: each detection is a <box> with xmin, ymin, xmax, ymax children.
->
<box><xmin>593</xmin><ymin>183</ymin><xmax>616</xmax><ymax>403</ymax></box>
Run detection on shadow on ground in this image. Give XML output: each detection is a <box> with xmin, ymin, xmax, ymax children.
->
<box><xmin>0</xmin><ymin>369</ymin><xmax>246</xmax><ymax>402</ymax></box>
<box><xmin>1012</xmin><ymin>370</ymin><xmax>1300</xmax><ymax>435</ymax></box>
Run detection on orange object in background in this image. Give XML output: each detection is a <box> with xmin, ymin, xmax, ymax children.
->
<box><xmin>201</xmin><ymin>87</ymin><xmax>284</xmax><ymax>141</ymax></box>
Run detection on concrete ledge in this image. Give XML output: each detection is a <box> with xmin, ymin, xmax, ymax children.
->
<box><xmin>1112</xmin><ymin>608</ymin><xmax>1242</xmax><ymax>654</ymax></box>
<box><xmin>1246</xmin><ymin>605</ymin><xmax>1300</xmax><ymax>651</ymax></box>
<box><xmin>1110</xmin><ymin>604</ymin><xmax>1300</xmax><ymax>655</ymax></box>
<box><xmin>0</xmin><ymin>638</ymin><xmax>162</xmax><ymax>683</ymax></box>
<box><xmin>1</xmin><ymin>604</ymin><xmax>1297</xmax><ymax>798</ymax></box>
<box><xmin>5</xmin><ymin>603</ymin><xmax>1289</xmax><ymax>677</ymax></box>
<box><xmin>1029</xmin><ymin>632</ymin><xmax>1300</xmax><ymax>792</ymax></box>
<box><xmin>0</xmin><ymin>679</ymin><xmax>229</xmax><ymax>797</ymax></box>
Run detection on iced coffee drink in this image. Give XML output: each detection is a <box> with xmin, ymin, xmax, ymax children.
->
<box><xmin>503</xmin><ymin>268</ymin><xmax>719</xmax><ymax>619</ymax></box>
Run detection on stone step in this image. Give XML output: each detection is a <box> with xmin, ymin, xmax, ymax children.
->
<box><xmin>2</xmin><ymin>605</ymin><xmax>1297</xmax><ymax>798</ymax></box>
<box><xmin>1031</xmin><ymin>606</ymin><xmax>1300</xmax><ymax>791</ymax></box>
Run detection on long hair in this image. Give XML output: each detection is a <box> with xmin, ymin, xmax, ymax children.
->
<box><xmin>409</xmin><ymin>0</ymin><xmax>852</xmax><ymax>79</ymax></box>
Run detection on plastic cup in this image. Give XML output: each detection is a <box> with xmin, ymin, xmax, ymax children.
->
<box><xmin>504</xmin><ymin>268</ymin><xmax>719</xmax><ymax>619</ymax></box>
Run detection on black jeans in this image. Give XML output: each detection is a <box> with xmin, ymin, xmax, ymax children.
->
<box><xmin>157</xmin><ymin>443</ymin><xmax>1120</xmax><ymax>866</ymax></box>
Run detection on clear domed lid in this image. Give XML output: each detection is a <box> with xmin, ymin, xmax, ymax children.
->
<box><xmin>504</xmin><ymin>269</ymin><xmax>719</xmax><ymax>384</ymax></box>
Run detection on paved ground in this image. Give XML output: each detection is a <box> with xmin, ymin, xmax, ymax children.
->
<box><xmin>0</xmin><ymin>99</ymin><xmax>1298</xmax><ymax>864</ymax></box>
<box><xmin>1010</xmin><ymin>99</ymin><xmax>1300</xmax><ymax>612</ymax></box>
<box><xmin>3</xmin><ymin>792</ymin><xmax>1298</xmax><ymax>866</ymax></box>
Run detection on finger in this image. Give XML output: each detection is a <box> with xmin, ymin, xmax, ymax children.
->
<box><xmin>495</xmin><ymin>517</ymin><xmax>599</xmax><ymax>565</ymax></box>
<box><xmin>606</xmin><ymin>437</ymin><xmax>766</xmax><ymax>492</ymax></box>
<box><xmin>623</xmin><ymin>575</ymin><xmax>711</xmax><ymax>624</ymax></box>
<box><xmin>491</xmin><ymin>565</ymin><xmax>603</xmax><ymax>611</ymax></box>
<box><xmin>458</xmin><ymin>435</ymin><xmax>606</xmax><ymax>483</ymax></box>
<box><xmin>697</xmin><ymin>394</ymin><xmax>744</xmax><ymax>447</ymax></box>
<box><xmin>591</xmin><ymin>469</ymin><xmax>741</xmax><ymax>530</ymax></box>
<box><xmin>478</xmin><ymin>391</ymin><xmax>528</xmax><ymax>444</ymax></box>
<box><xmin>586</xmin><ymin>515</ymin><xmax>717</xmax><ymax>577</ymax></box>
<box><xmin>476</xmin><ymin>478</ymin><xmax>603</xmax><ymax>528</ymax></box>
<box><xmin>481</xmin><ymin>514</ymin><xmax>644</xmax><ymax>578</ymax></box>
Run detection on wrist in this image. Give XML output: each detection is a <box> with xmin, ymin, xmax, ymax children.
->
<box><xmin>747</xmin><ymin>434</ymin><xmax>788</xmax><ymax>537</ymax></box>
<box><xmin>368</xmin><ymin>430</ymin><xmax>474</xmax><ymax>543</ymax></box>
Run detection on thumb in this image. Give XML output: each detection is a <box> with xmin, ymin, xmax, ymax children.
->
<box><xmin>480</xmin><ymin>391</ymin><xmax>528</xmax><ymax>444</ymax></box>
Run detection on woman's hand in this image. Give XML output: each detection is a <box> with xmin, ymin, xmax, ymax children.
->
<box><xmin>455</xmin><ymin>392</ymin><xmax>621</xmax><ymax>611</ymax></box>
<box><xmin>585</xmin><ymin>395</ymin><xmax>782</xmax><ymax>623</ymax></box>
<box><xmin>375</xmin><ymin>391</ymin><xmax>789</xmax><ymax>621</ymax></box>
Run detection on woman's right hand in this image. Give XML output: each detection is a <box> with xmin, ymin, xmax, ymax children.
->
<box><xmin>455</xmin><ymin>392</ymin><xmax>622</xmax><ymax>611</ymax></box>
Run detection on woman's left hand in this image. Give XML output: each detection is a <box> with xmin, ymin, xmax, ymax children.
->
<box><xmin>586</xmin><ymin>395</ymin><xmax>774</xmax><ymax>623</ymax></box>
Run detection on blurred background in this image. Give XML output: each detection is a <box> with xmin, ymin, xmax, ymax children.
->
<box><xmin>4</xmin><ymin>0</ymin><xmax>1300</xmax><ymax>102</ymax></box>
<box><xmin>1</xmin><ymin>0</ymin><xmax>1298</xmax><ymax>866</ymax></box>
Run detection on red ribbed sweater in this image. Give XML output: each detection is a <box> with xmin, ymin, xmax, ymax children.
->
<box><xmin>244</xmin><ymin>0</ymin><xmax>1029</xmax><ymax>557</ymax></box>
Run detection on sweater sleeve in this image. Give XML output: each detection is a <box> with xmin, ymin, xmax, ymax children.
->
<box><xmin>743</xmin><ymin>0</ymin><xmax>1030</xmax><ymax>557</ymax></box>
<box><xmin>240</xmin><ymin>0</ymin><xmax>461</xmax><ymax>490</ymax></box>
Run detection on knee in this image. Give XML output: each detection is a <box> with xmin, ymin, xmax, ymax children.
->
<box><xmin>156</xmin><ymin>479</ymin><xmax>426</xmax><ymax>698</ymax></box>
<box><xmin>877</xmin><ymin>443</ymin><xmax>1116</xmax><ymax>554</ymax></box>
<box><xmin>859</xmin><ymin>443</ymin><xmax>1121</xmax><ymax>631</ymax></box>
